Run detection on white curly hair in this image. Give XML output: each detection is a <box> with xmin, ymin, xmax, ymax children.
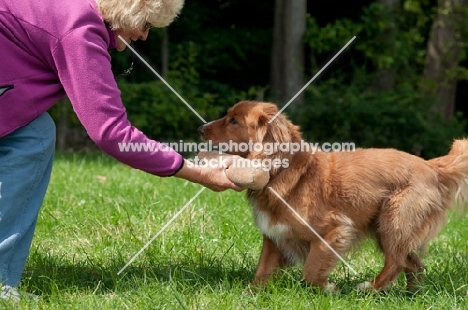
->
<box><xmin>95</xmin><ymin>0</ymin><xmax>184</xmax><ymax>30</ymax></box>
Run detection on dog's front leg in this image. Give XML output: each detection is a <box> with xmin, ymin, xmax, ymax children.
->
<box><xmin>302</xmin><ymin>229</ymin><xmax>352</xmax><ymax>293</ymax></box>
<box><xmin>251</xmin><ymin>235</ymin><xmax>286</xmax><ymax>286</ymax></box>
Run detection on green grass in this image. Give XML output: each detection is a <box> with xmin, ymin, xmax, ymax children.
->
<box><xmin>3</xmin><ymin>153</ymin><xmax>468</xmax><ymax>309</ymax></box>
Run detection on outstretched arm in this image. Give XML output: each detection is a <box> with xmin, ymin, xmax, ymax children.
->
<box><xmin>174</xmin><ymin>158</ymin><xmax>244</xmax><ymax>192</ymax></box>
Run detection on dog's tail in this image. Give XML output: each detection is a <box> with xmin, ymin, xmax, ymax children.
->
<box><xmin>427</xmin><ymin>139</ymin><xmax>468</xmax><ymax>212</ymax></box>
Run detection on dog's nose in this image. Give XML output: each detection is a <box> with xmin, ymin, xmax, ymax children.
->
<box><xmin>198</xmin><ymin>125</ymin><xmax>205</xmax><ymax>135</ymax></box>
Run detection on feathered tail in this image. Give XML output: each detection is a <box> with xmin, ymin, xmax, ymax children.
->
<box><xmin>427</xmin><ymin>139</ymin><xmax>468</xmax><ymax>212</ymax></box>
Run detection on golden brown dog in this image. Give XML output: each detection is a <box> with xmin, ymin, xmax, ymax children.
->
<box><xmin>198</xmin><ymin>100</ymin><xmax>468</xmax><ymax>292</ymax></box>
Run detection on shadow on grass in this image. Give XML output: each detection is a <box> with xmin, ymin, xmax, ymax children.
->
<box><xmin>23</xmin><ymin>249</ymin><xmax>254</xmax><ymax>297</ymax></box>
<box><xmin>22</xmin><ymin>246</ymin><xmax>468</xmax><ymax>300</ymax></box>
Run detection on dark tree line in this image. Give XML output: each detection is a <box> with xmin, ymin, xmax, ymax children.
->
<box><xmin>53</xmin><ymin>0</ymin><xmax>468</xmax><ymax>158</ymax></box>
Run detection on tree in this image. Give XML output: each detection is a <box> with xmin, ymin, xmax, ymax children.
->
<box><xmin>375</xmin><ymin>0</ymin><xmax>401</xmax><ymax>91</ymax></box>
<box><xmin>270</xmin><ymin>0</ymin><xmax>307</xmax><ymax>108</ymax></box>
<box><xmin>423</xmin><ymin>0</ymin><xmax>467</xmax><ymax>118</ymax></box>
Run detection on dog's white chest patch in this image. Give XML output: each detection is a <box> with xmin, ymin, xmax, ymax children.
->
<box><xmin>254</xmin><ymin>209</ymin><xmax>289</xmax><ymax>240</ymax></box>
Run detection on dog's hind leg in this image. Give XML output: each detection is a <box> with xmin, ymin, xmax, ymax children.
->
<box><xmin>359</xmin><ymin>251</ymin><xmax>424</xmax><ymax>292</ymax></box>
<box><xmin>252</xmin><ymin>235</ymin><xmax>287</xmax><ymax>286</ymax></box>
<box><xmin>404</xmin><ymin>252</ymin><xmax>425</xmax><ymax>292</ymax></box>
<box><xmin>361</xmin><ymin>185</ymin><xmax>444</xmax><ymax>291</ymax></box>
<box><xmin>358</xmin><ymin>253</ymin><xmax>403</xmax><ymax>291</ymax></box>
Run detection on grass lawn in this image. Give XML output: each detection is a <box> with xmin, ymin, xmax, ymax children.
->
<box><xmin>3</xmin><ymin>153</ymin><xmax>468</xmax><ymax>309</ymax></box>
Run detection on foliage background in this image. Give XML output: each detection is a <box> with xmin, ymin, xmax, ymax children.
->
<box><xmin>50</xmin><ymin>0</ymin><xmax>468</xmax><ymax>159</ymax></box>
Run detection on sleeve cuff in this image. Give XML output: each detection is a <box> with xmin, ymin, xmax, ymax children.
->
<box><xmin>169</xmin><ymin>158</ymin><xmax>185</xmax><ymax>176</ymax></box>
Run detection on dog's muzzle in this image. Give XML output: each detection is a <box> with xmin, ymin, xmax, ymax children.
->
<box><xmin>198</xmin><ymin>125</ymin><xmax>205</xmax><ymax>135</ymax></box>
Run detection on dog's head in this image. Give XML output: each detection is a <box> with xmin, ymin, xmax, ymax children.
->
<box><xmin>199</xmin><ymin>101</ymin><xmax>301</xmax><ymax>158</ymax></box>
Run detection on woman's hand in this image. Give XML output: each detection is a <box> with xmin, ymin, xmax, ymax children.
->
<box><xmin>174</xmin><ymin>156</ymin><xmax>244</xmax><ymax>192</ymax></box>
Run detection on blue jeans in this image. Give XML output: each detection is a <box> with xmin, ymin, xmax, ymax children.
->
<box><xmin>0</xmin><ymin>112</ymin><xmax>55</xmax><ymax>287</ymax></box>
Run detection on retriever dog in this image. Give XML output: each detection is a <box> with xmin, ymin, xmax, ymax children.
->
<box><xmin>198</xmin><ymin>100</ymin><xmax>468</xmax><ymax>292</ymax></box>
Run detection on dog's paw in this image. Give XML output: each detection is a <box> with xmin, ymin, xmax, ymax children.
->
<box><xmin>323</xmin><ymin>282</ymin><xmax>339</xmax><ymax>294</ymax></box>
<box><xmin>357</xmin><ymin>281</ymin><xmax>373</xmax><ymax>291</ymax></box>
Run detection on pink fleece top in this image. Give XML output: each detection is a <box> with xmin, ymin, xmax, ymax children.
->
<box><xmin>0</xmin><ymin>0</ymin><xmax>184</xmax><ymax>176</ymax></box>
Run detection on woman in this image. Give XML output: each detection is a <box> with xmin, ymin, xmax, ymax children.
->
<box><xmin>0</xmin><ymin>0</ymin><xmax>241</xmax><ymax>301</ymax></box>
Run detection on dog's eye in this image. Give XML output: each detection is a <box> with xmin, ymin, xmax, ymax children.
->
<box><xmin>229</xmin><ymin>117</ymin><xmax>238</xmax><ymax>125</ymax></box>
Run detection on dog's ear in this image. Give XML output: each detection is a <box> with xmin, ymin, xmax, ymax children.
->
<box><xmin>254</xmin><ymin>113</ymin><xmax>271</xmax><ymax>143</ymax></box>
<box><xmin>254</xmin><ymin>110</ymin><xmax>293</xmax><ymax>144</ymax></box>
<box><xmin>262</xmin><ymin>114</ymin><xmax>293</xmax><ymax>144</ymax></box>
